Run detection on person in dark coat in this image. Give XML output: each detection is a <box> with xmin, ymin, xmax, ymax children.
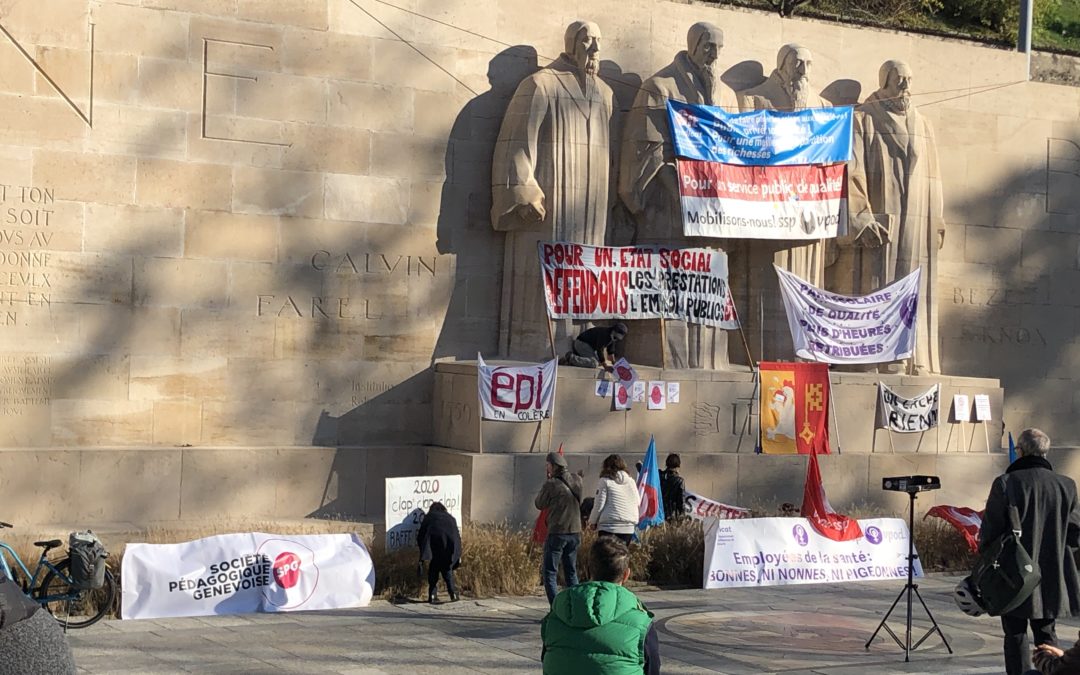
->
<box><xmin>417</xmin><ymin>502</ymin><xmax>462</xmax><ymax>604</ymax></box>
<box><xmin>979</xmin><ymin>428</ymin><xmax>1080</xmax><ymax>675</ymax></box>
<box><xmin>0</xmin><ymin>576</ymin><xmax>76</xmax><ymax>674</ymax></box>
<box><xmin>659</xmin><ymin>453</ymin><xmax>686</xmax><ymax>522</ymax></box>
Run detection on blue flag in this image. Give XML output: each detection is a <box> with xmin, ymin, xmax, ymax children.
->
<box><xmin>1008</xmin><ymin>432</ymin><xmax>1016</xmax><ymax>464</ymax></box>
<box><xmin>636</xmin><ymin>436</ymin><xmax>666</xmax><ymax>531</ymax></box>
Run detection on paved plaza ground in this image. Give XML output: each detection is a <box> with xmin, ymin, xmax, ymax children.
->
<box><xmin>68</xmin><ymin>575</ymin><xmax>1070</xmax><ymax>674</ymax></box>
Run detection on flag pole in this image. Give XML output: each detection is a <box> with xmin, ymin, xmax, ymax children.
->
<box><xmin>828</xmin><ymin>368</ymin><xmax>842</xmax><ymax>455</ymax></box>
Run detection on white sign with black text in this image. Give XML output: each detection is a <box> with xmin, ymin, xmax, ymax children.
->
<box><xmin>876</xmin><ymin>383</ymin><xmax>939</xmax><ymax>433</ymax></box>
<box><xmin>385</xmin><ymin>475</ymin><xmax>463</xmax><ymax>551</ymax></box>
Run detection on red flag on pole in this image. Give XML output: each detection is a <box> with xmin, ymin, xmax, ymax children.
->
<box><xmin>531</xmin><ymin>443</ymin><xmax>564</xmax><ymax>544</ymax></box>
<box><xmin>801</xmin><ymin>450</ymin><xmax>862</xmax><ymax>541</ymax></box>
<box><xmin>924</xmin><ymin>505</ymin><xmax>983</xmax><ymax>553</ymax></box>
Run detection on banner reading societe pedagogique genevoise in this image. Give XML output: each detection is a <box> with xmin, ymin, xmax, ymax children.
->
<box><xmin>122</xmin><ymin>532</ymin><xmax>375</xmax><ymax>620</ymax></box>
<box><xmin>538</xmin><ymin>242</ymin><xmax>738</xmax><ymax>329</ymax></box>
<box><xmin>776</xmin><ymin>265</ymin><xmax>921</xmax><ymax>364</ymax></box>
<box><xmin>703</xmin><ymin>517</ymin><xmax>919</xmax><ymax>590</ymax></box>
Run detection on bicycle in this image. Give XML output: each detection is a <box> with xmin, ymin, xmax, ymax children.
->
<box><xmin>0</xmin><ymin>521</ymin><xmax>116</xmax><ymax>628</ymax></box>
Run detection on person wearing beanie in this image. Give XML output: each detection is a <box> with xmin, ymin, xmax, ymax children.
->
<box><xmin>565</xmin><ymin>323</ymin><xmax>628</xmax><ymax>370</ymax></box>
<box><xmin>535</xmin><ymin>451</ymin><xmax>584</xmax><ymax>603</ymax></box>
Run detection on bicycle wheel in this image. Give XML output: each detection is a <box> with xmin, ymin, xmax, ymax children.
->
<box><xmin>34</xmin><ymin>558</ymin><xmax>116</xmax><ymax>628</ymax></box>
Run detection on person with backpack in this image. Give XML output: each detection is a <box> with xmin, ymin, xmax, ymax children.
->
<box><xmin>417</xmin><ymin>501</ymin><xmax>462</xmax><ymax>604</ymax></box>
<box><xmin>659</xmin><ymin>453</ymin><xmax>687</xmax><ymax>522</ymax></box>
<box><xmin>0</xmin><ymin>576</ymin><xmax>76</xmax><ymax>674</ymax></box>
<box><xmin>535</xmin><ymin>451</ymin><xmax>584</xmax><ymax>604</ymax></box>
<box><xmin>979</xmin><ymin>428</ymin><xmax>1080</xmax><ymax>675</ymax></box>
<box><xmin>588</xmin><ymin>454</ymin><xmax>639</xmax><ymax>545</ymax></box>
<box><xmin>541</xmin><ymin>536</ymin><xmax>660</xmax><ymax>675</ymax></box>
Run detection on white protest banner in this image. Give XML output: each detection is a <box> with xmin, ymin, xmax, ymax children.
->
<box><xmin>632</xmin><ymin>381</ymin><xmax>646</xmax><ymax>403</ymax></box>
<box><xmin>953</xmin><ymin>394</ymin><xmax>971</xmax><ymax>422</ymax></box>
<box><xmin>477</xmin><ymin>354</ymin><xmax>557</xmax><ymax>422</ymax></box>
<box><xmin>775</xmin><ymin>265</ymin><xmax>921</xmax><ymax>364</ymax></box>
<box><xmin>539</xmin><ymin>242</ymin><xmax>738</xmax><ymax>329</ymax></box>
<box><xmin>385</xmin><ymin>475</ymin><xmax>463</xmax><ymax>551</ymax></box>
<box><xmin>877</xmin><ymin>383</ymin><xmax>939</xmax><ymax>433</ymax></box>
<box><xmin>614</xmin><ymin>384</ymin><xmax>631</xmax><ymax>411</ymax></box>
<box><xmin>974</xmin><ymin>394</ymin><xmax>992</xmax><ymax>421</ymax></box>
<box><xmin>678</xmin><ymin>160</ymin><xmax>848</xmax><ymax>240</ymax></box>
<box><xmin>703</xmin><ymin>517</ymin><xmax>919</xmax><ymax>589</ymax></box>
<box><xmin>612</xmin><ymin>358</ymin><xmax>638</xmax><ymax>390</ymax></box>
<box><xmin>685</xmin><ymin>491</ymin><xmax>750</xmax><ymax>521</ymax></box>
<box><xmin>667</xmin><ymin>382</ymin><xmax>680</xmax><ymax>404</ymax></box>
<box><xmin>122</xmin><ymin>532</ymin><xmax>374</xmax><ymax>620</ymax></box>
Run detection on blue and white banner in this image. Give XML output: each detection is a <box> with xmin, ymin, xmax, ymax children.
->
<box><xmin>668</xmin><ymin>100</ymin><xmax>853</xmax><ymax>166</ymax></box>
<box><xmin>776</xmin><ymin>265</ymin><xmax>921</xmax><ymax>364</ymax></box>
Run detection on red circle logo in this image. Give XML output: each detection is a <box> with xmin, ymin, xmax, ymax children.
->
<box><xmin>616</xmin><ymin>366</ymin><xmax>632</xmax><ymax>381</ymax></box>
<box><xmin>273</xmin><ymin>552</ymin><xmax>302</xmax><ymax>589</ymax></box>
<box><xmin>650</xmin><ymin>386</ymin><xmax>662</xmax><ymax>404</ymax></box>
<box><xmin>617</xmin><ymin>386</ymin><xmax>628</xmax><ymax>404</ymax></box>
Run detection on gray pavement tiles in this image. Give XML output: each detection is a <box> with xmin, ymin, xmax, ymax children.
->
<box><xmin>65</xmin><ymin>575</ymin><xmax>1076</xmax><ymax>674</ymax></box>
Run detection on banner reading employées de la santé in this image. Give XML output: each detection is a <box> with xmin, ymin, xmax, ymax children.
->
<box><xmin>122</xmin><ymin>532</ymin><xmax>375</xmax><ymax>620</ymax></box>
<box><xmin>877</xmin><ymin>382</ymin><xmax>940</xmax><ymax>433</ymax></box>
<box><xmin>667</xmin><ymin>100</ymin><xmax>853</xmax><ymax>166</ymax></box>
<box><xmin>538</xmin><ymin>241</ymin><xmax>738</xmax><ymax>329</ymax></box>
<box><xmin>678</xmin><ymin>160</ymin><xmax>848</xmax><ymax>240</ymax></box>
<box><xmin>703</xmin><ymin>517</ymin><xmax>919</xmax><ymax>590</ymax></box>
<box><xmin>477</xmin><ymin>355</ymin><xmax>557</xmax><ymax>422</ymax></box>
<box><xmin>776</xmin><ymin>265</ymin><xmax>921</xmax><ymax>364</ymax></box>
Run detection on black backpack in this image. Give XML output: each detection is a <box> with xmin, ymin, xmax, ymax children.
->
<box><xmin>68</xmin><ymin>531</ymin><xmax>107</xmax><ymax>590</ymax></box>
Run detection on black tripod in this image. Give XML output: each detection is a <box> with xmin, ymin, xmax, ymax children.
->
<box><xmin>865</xmin><ymin>490</ymin><xmax>952</xmax><ymax>661</ymax></box>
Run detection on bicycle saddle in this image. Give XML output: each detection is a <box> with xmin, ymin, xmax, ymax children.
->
<box><xmin>34</xmin><ymin>539</ymin><xmax>62</xmax><ymax>550</ymax></box>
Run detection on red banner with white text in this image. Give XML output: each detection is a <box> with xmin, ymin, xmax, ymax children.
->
<box><xmin>678</xmin><ymin>159</ymin><xmax>848</xmax><ymax>240</ymax></box>
<box><xmin>538</xmin><ymin>242</ymin><xmax>738</xmax><ymax>329</ymax></box>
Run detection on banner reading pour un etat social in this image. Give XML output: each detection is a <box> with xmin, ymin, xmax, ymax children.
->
<box><xmin>538</xmin><ymin>242</ymin><xmax>738</xmax><ymax>329</ymax></box>
<box><xmin>703</xmin><ymin>517</ymin><xmax>919</xmax><ymax>590</ymax></box>
<box><xmin>877</xmin><ymin>382</ymin><xmax>940</xmax><ymax>433</ymax></box>
<box><xmin>122</xmin><ymin>533</ymin><xmax>375</xmax><ymax>620</ymax></box>
<box><xmin>776</xmin><ymin>265</ymin><xmax>921</xmax><ymax>364</ymax></box>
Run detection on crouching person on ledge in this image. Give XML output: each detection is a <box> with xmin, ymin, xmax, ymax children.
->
<box><xmin>540</xmin><ymin>537</ymin><xmax>660</xmax><ymax>674</ymax></box>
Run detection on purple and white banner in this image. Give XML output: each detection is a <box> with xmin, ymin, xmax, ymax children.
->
<box><xmin>775</xmin><ymin>265</ymin><xmax>921</xmax><ymax>364</ymax></box>
<box><xmin>703</xmin><ymin>517</ymin><xmax>919</xmax><ymax>589</ymax></box>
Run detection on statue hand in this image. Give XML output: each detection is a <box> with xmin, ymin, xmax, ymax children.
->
<box><xmin>513</xmin><ymin>200</ymin><xmax>545</xmax><ymax>224</ymax></box>
<box><xmin>857</xmin><ymin>220</ymin><xmax>890</xmax><ymax>248</ymax></box>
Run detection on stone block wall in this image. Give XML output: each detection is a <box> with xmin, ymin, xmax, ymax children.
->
<box><xmin>0</xmin><ymin>0</ymin><xmax>1074</xmax><ymax>453</ymax></box>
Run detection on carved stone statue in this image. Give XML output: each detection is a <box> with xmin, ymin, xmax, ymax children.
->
<box><xmin>490</xmin><ymin>21</ymin><xmax>614</xmax><ymax>360</ymax></box>
<box><xmin>738</xmin><ymin>43</ymin><xmax>828</xmax><ymax>287</ymax></box>
<box><xmin>831</xmin><ymin>60</ymin><xmax>944</xmax><ymax>374</ymax></box>
<box><xmin>617</xmin><ymin>22</ymin><xmax>737</xmax><ymax>369</ymax></box>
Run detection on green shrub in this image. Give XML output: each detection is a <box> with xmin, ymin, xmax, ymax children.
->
<box><xmin>937</xmin><ymin>0</ymin><xmax>1060</xmax><ymax>37</ymax></box>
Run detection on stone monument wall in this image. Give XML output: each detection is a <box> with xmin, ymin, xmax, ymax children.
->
<box><xmin>0</xmin><ymin>0</ymin><xmax>1078</xmax><ymax>521</ymax></box>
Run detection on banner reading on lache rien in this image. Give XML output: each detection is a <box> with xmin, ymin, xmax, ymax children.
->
<box><xmin>122</xmin><ymin>532</ymin><xmax>375</xmax><ymax>620</ymax></box>
<box><xmin>476</xmin><ymin>355</ymin><xmax>557</xmax><ymax>423</ymax></box>
<box><xmin>538</xmin><ymin>242</ymin><xmax>738</xmax><ymax>329</ymax></box>
<box><xmin>667</xmin><ymin>100</ymin><xmax>853</xmax><ymax>166</ymax></box>
<box><xmin>679</xmin><ymin>160</ymin><xmax>847</xmax><ymax>239</ymax></box>
<box><xmin>877</xmin><ymin>382</ymin><xmax>939</xmax><ymax>433</ymax></box>
<box><xmin>776</xmin><ymin>265</ymin><xmax>921</xmax><ymax>364</ymax></box>
<box><xmin>703</xmin><ymin>517</ymin><xmax>919</xmax><ymax>590</ymax></box>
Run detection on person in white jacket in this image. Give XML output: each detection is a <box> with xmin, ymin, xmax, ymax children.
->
<box><xmin>588</xmin><ymin>454</ymin><xmax>641</xmax><ymax>545</ymax></box>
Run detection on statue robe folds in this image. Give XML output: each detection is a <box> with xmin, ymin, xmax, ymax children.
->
<box><xmin>846</xmin><ymin>92</ymin><xmax>944</xmax><ymax>373</ymax></box>
<box><xmin>491</xmin><ymin>55</ymin><xmax>614</xmax><ymax>360</ymax></box>
<box><xmin>619</xmin><ymin>51</ymin><xmax>738</xmax><ymax>369</ymax></box>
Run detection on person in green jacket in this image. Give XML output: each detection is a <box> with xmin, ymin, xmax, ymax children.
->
<box><xmin>540</xmin><ymin>536</ymin><xmax>660</xmax><ymax>675</ymax></box>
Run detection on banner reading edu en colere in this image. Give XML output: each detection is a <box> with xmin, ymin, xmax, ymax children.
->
<box><xmin>667</xmin><ymin>99</ymin><xmax>853</xmax><ymax>166</ymax></box>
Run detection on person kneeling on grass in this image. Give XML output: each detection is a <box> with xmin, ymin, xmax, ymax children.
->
<box><xmin>541</xmin><ymin>537</ymin><xmax>660</xmax><ymax>675</ymax></box>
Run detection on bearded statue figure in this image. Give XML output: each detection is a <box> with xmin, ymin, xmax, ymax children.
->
<box><xmin>617</xmin><ymin>22</ymin><xmax>738</xmax><ymax>369</ymax></box>
<box><xmin>490</xmin><ymin>21</ymin><xmax>615</xmax><ymax>360</ymax></box>
<box><xmin>833</xmin><ymin>60</ymin><xmax>945</xmax><ymax>374</ymax></box>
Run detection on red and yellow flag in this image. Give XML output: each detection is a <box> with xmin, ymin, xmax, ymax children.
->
<box><xmin>759</xmin><ymin>362</ymin><xmax>831</xmax><ymax>455</ymax></box>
